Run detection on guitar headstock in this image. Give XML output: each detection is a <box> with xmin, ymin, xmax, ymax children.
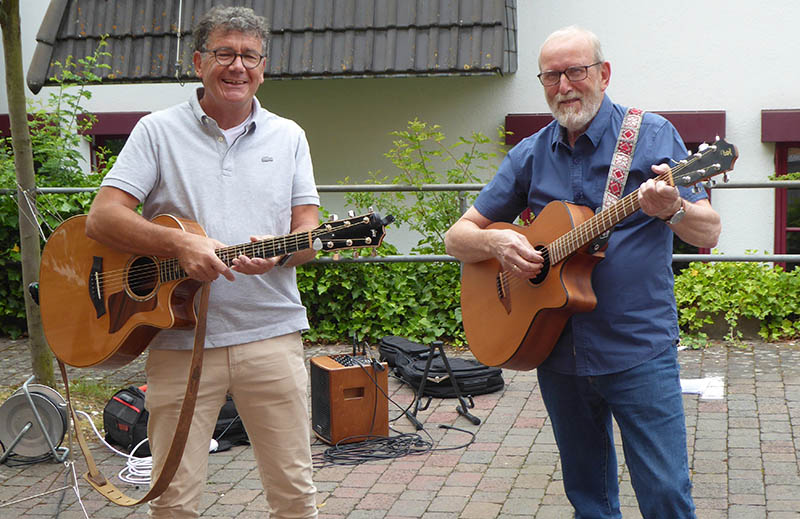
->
<box><xmin>670</xmin><ymin>137</ymin><xmax>738</xmax><ymax>190</ymax></box>
<box><xmin>313</xmin><ymin>211</ymin><xmax>395</xmax><ymax>253</ymax></box>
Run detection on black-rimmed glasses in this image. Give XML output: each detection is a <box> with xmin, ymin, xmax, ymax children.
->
<box><xmin>537</xmin><ymin>62</ymin><xmax>601</xmax><ymax>86</ymax></box>
<box><xmin>202</xmin><ymin>47</ymin><xmax>265</xmax><ymax>69</ymax></box>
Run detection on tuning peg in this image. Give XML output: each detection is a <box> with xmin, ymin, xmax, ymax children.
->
<box><xmin>698</xmin><ymin>142</ymin><xmax>709</xmax><ymax>151</ymax></box>
<box><xmin>368</xmin><ymin>206</ymin><xmax>374</xmax><ymax>213</ymax></box>
<box><xmin>333</xmin><ymin>252</ymin><xmax>340</xmax><ymax>261</ymax></box>
<box><xmin>329</xmin><ymin>214</ymin><xmax>338</xmax><ymax>221</ymax></box>
<box><xmin>371</xmin><ymin>248</ymin><xmax>377</xmax><ymax>257</ymax></box>
<box><xmin>347</xmin><ymin>210</ymin><xmax>355</xmax><ymax>217</ymax></box>
<box><xmin>353</xmin><ymin>249</ymin><xmax>360</xmax><ymax>258</ymax></box>
<box><xmin>692</xmin><ymin>185</ymin><xmax>702</xmax><ymax>194</ymax></box>
<box><xmin>704</xmin><ymin>179</ymin><xmax>717</xmax><ymax>189</ymax></box>
<box><xmin>723</xmin><ymin>173</ymin><xmax>730</xmax><ymax>183</ymax></box>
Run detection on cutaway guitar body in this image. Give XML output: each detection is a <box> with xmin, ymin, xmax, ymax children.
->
<box><xmin>39</xmin><ymin>214</ymin><xmax>202</xmax><ymax>368</ymax></box>
<box><xmin>39</xmin><ymin>211</ymin><xmax>393</xmax><ymax>368</ymax></box>
<box><xmin>459</xmin><ymin>138</ymin><xmax>739</xmax><ymax>371</ymax></box>
<box><xmin>461</xmin><ymin>201</ymin><xmax>602</xmax><ymax>370</ymax></box>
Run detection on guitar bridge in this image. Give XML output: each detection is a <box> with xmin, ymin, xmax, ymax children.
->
<box><xmin>89</xmin><ymin>256</ymin><xmax>106</xmax><ymax>318</ymax></box>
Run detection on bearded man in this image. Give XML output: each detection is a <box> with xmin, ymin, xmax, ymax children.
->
<box><xmin>445</xmin><ymin>26</ymin><xmax>720</xmax><ymax>518</ymax></box>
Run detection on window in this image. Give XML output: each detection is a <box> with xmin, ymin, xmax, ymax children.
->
<box><xmin>775</xmin><ymin>144</ymin><xmax>800</xmax><ymax>270</ymax></box>
<box><xmin>81</xmin><ymin>112</ymin><xmax>147</xmax><ymax>173</ymax></box>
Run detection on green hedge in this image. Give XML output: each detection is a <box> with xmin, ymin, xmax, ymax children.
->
<box><xmin>675</xmin><ymin>257</ymin><xmax>800</xmax><ymax>341</ymax></box>
<box><xmin>298</xmin><ymin>257</ymin><xmax>464</xmax><ymax>346</ymax></box>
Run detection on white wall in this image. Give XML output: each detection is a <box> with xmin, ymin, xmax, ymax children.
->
<box><xmin>4</xmin><ymin>0</ymin><xmax>798</xmax><ymax>254</ymax></box>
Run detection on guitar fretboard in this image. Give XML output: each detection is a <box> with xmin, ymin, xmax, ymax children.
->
<box><xmin>157</xmin><ymin>230</ymin><xmax>315</xmax><ymax>282</ymax></box>
<box><xmin>548</xmin><ymin>162</ymin><xmax>695</xmax><ymax>264</ymax></box>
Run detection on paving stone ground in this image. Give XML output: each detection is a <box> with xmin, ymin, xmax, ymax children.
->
<box><xmin>1</xmin><ymin>338</ymin><xmax>799</xmax><ymax>518</ymax></box>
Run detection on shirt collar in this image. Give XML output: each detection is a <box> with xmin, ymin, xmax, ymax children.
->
<box><xmin>189</xmin><ymin>87</ymin><xmax>261</xmax><ymax>132</ymax></box>
<box><xmin>550</xmin><ymin>94</ymin><xmax>613</xmax><ymax>150</ymax></box>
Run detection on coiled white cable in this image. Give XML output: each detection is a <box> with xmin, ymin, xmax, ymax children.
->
<box><xmin>75</xmin><ymin>410</ymin><xmax>152</xmax><ymax>485</ymax></box>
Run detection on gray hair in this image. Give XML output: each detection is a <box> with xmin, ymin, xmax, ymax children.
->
<box><xmin>193</xmin><ymin>6</ymin><xmax>270</xmax><ymax>54</ymax></box>
<box><xmin>538</xmin><ymin>26</ymin><xmax>604</xmax><ymax>67</ymax></box>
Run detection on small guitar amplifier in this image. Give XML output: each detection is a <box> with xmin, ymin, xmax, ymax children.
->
<box><xmin>310</xmin><ymin>355</ymin><xmax>388</xmax><ymax>445</ymax></box>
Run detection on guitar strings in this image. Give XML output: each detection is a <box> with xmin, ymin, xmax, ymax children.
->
<box><xmin>92</xmin><ymin>233</ymin><xmax>368</xmax><ymax>293</ymax></box>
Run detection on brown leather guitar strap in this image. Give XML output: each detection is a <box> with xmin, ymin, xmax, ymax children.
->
<box><xmin>58</xmin><ymin>281</ymin><xmax>210</xmax><ymax>506</ymax></box>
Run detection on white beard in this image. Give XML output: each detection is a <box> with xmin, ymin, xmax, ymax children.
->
<box><xmin>549</xmin><ymin>89</ymin><xmax>603</xmax><ymax>134</ymax></box>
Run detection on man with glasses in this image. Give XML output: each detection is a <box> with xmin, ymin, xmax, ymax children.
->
<box><xmin>446</xmin><ymin>26</ymin><xmax>720</xmax><ymax>518</ymax></box>
<box><xmin>86</xmin><ymin>6</ymin><xmax>318</xmax><ymax>518</ymax></box>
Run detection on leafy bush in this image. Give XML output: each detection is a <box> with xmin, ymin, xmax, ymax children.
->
<box><xmin>297</xmin><ymin>244</ymin><xmax>464</xmax><ymax>345</ymax></box>
<box><xmin>675</xmin><ymin>253</ymin><xmax>800</xmax><ymax>341</ymax></box>
<box><xmin>344</xmin><ymin>119</ymin><xmax>506</xmax><ymax>254</ymax></box>
<box><xmin>299</xmin><ymin>119</ymin><xmax>508</xmax><ymax>345</ymax></box>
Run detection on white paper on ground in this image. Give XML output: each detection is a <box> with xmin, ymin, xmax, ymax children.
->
<box><xmin>680</xmin><ymin>376</ymin><xmax>725</xmax><ymax>399</ymax></box>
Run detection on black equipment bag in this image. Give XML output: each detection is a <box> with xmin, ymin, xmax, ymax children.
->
<box><xmin>103</xmin><ymin>387</ymin><xmax>248</xmax><ymax>457</ymax></box>
<box><xmin>213</xmin><ymin>394</ymin><xmax>249</xmax><ymax>451</ymax></box>
<box><xmin>103</xmin><ymin>385</ymin><xmax>150</xmax><ymax>456</ymax></box>
<box><xmin>379</xmin><ymin>336</ymin><xmax>504</xmax><ymax>398</ymax></box>
<box><xmin>378</xmin><ymin>335</ymin><xmax>437</xmax><ymax>367</ymax></box>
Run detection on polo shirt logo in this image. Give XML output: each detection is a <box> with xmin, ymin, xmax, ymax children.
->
<box><xmin>261</xmin><ymin>155</ymin><xmax>273</xmax><ymax>163</ymax></box>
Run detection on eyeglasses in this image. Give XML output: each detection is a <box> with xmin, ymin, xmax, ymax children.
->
<box><xmin>537</xmin><ymin>62</ymin><xmax>602</xmax><ymax>86</ymax></box>
<box><xmin>202</xmin><ymin>47</ymin><xmax>265</xmax><ymax>69</ymax></box>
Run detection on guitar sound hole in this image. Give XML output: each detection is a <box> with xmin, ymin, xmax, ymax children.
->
<box><xmin>127</xmin><ymin>257</ymin><xmax>159</xmax><ymax>298</ymax></box>
<box><xmin>530</xmin><ymin>245</ymin><xmax>550</xmax><ymax>285</ymax></box>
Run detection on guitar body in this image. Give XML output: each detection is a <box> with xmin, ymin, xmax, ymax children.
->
<box><xmin>461</xmin><ymin>201</ymin><xmax>602</xmax><ymax>371</ymax></box>
<box><xmin>39</xmin><ymin>214</ymin><xmax>204</xmax><ymax>368</ymax></box>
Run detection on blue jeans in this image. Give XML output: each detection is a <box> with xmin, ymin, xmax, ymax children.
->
<box><xmin>537</xmin><ymin>346</ymin><xmax>695</xmax><ymax>519</ymax></box>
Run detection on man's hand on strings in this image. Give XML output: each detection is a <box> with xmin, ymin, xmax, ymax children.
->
<box><xmin>493</xmin><ymin>229</ymin><xmax>544</xmax><ymax>279</ymax></box>
<box><xmin>231</xmin><ymin>235</ymin><xmax>281</xmax><ymax>275</ymax></box>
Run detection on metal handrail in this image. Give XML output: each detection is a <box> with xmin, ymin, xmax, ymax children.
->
<box><xmin>3</xmin><ymin>183</ymin><xmax>800</xmax><ymax>264</ymax></box>
<box><xmin>5</xmin><ymin>180</ymin><xmax>800</xmax><ymax>194</ymax></box>
<box><xmin>311</xmin><ymin>254</ymin><xmax>800</xmax><ymax>264</ymax></box>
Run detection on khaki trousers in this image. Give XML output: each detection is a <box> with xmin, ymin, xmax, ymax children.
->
<box><xmin>145</xmin><ymin>332</ymin><xmax>317</xmax><ymax>518</ymax></box>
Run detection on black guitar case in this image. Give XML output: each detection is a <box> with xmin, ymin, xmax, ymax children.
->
<box><xmin>378</xmin><ymin>336</ymin><xmax>504</xmax><ymax>398</ymax></box>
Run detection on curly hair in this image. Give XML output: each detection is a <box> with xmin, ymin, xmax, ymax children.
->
<box><xmin>193</xmin><ymin>6</ymin><xmax>269</xmax><ymax>54</ymax></box>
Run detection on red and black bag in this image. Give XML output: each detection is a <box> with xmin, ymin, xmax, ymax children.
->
<box><xmin>103</xmin><ymin>387</ymin><xmax>248</xmax><ymax>457</ymax></box>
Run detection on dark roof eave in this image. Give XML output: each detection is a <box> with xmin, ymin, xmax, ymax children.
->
<box><xmin>34</xmin><ymin>68</ymin><xmax>504</xmax><ymax>89</ymax></box>
<box><xmin>26</xmin><ymin>0</ymin><xmax>69</xmax><ymax>94</ymax></box>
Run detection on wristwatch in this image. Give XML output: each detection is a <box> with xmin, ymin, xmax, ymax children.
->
<box><xmin>663</xmin><ymin>199</ymin><xmax>685</xmax><ymax>225</ymax></box>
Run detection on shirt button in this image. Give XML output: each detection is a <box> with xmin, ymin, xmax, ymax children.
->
<box><xmin>217</xmin><ymin>136</ymin><xmax>224</xmax><ymax>143</ymax></box>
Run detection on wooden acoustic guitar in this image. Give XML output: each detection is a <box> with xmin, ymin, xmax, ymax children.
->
<box><xmin>39</xmin><ymin>211</ymin><xmax>393</xmax><ymax>368</ymax></box>
<box><xmin>460</xmin><ymin>139</ymin><xmax>738</xmax><ymax>371</ymax></box>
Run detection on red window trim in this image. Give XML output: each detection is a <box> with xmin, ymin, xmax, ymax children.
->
<box><xmin>762</xmin><ymin>110</ymin><xmax>800</xmax><ymax>143</ymax></box>
<box><xmin>504</xmin><ymin>110</ymin><xmax>726</xmax><ymax>146</ymax></box>
<box><xmin>0</xmin><ymin>111</ymin><xmax>148</xmax><ymax>137</ymax></box>
<box><xmin>762</xmin><ymin>110</ymin><xmax>800</xmax><ymax>257</ymax></box>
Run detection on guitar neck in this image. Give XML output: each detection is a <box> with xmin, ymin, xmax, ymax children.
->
<box><xmin>549</xmin><ymin>191</ymin><xmax>641</xmax><ymax>264</ymax></box>
<box><xmin>159</xmin><ymin>230</ymin><xmax>316</xmax><ymax>282</ymax></box>
<box><xmin>548</xmin><ymin>166</ymin><xmax>684</xmax><ymax>263</ymax></box>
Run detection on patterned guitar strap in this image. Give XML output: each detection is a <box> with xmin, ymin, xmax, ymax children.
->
<box><xmin>58</xmin><ymin>282</ymin><xmax>210</xmax><ymax>506</ymax></box>
<box><xmin>588</xmin><ymin>107</ymin><xmax>645</xmax><ymax>253</ymax></box>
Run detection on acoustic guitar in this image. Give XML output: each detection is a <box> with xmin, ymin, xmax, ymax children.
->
<box><xmin>460</xmin><ymin>139</ymin><xmax>738</xmax><ymax>370</ymax></box>
<box><xmin>39</xmin><ymin>211</ymin><xmax>393</xmax><ymax>368</ymax></box>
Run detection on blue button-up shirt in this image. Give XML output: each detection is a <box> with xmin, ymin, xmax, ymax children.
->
<box><xmin>473</xmin><ymin>95</ymin><xmax>707</xmax><ymax>376</ymax></box>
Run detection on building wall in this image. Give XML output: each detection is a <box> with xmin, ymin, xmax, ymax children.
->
<box><xmin>3</xmin><ymin>0</ymin><xmax>797</xmax><ymax>254</ymax></box>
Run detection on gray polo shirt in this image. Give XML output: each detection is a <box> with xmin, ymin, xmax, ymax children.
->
<box><xmin>101</xmin><ymin>88</ymin><xmax>320</xmax><ymax>349</ymax></box>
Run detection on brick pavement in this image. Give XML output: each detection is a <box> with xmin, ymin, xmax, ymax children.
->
<box><xmin>0</xmin><ymin>338</ymin><xmax>799</xmax><ymax>518</ymax></box>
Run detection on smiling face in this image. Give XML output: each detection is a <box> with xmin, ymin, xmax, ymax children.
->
<box><xmin>538</xmin><ymin>31</ymin><xmax>610</xmax><ymax>143</ymax></box>
<box><xmin>193</xmin><ymin>29</ymin><xmax>265</xmax><ymax>128</ymax></box>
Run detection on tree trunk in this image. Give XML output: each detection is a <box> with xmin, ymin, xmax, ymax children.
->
<box><xmin>1</xmin><ymin>0</ymin><xmax>55</xmax><ymax>387</ymax></box>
